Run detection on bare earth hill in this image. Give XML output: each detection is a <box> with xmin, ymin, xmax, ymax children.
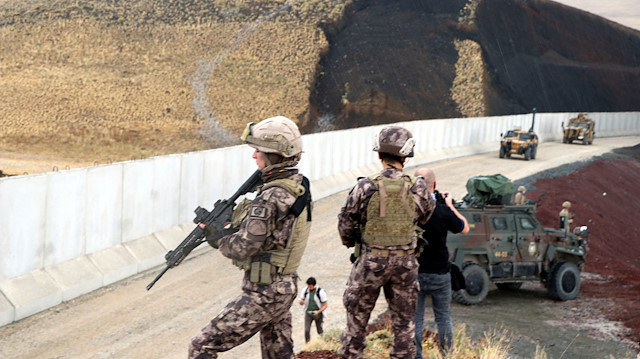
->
<box><xmin>1</xmin><ymin>0</ymin><xmax>640</xmax><ymax>175</ymax></box>
<box><xmin>305</xmin><ymin>0</ymin><xmax>640</xmax><ymax>131</ymax></box>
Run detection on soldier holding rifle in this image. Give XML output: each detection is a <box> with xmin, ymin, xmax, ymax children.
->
<box><xmin>188</xmin><ymin>116</ymin><xmax>312</xmax><ymax>359</ymax></box>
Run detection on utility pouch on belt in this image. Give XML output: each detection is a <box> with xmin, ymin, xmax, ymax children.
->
<box><xmin>250</xmin><ymin>253</ymin><xmax>273</xmax><ymax>285</ymax></box>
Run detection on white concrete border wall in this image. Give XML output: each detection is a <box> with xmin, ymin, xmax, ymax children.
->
<box><xmin>0</xmin><ymin>112</ymin><xmax>638</xmax><ymax>325</ymax></box>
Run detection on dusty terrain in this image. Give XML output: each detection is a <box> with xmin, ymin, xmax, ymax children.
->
<box><xmin>1</xmin><ymin>137</ymin><xmax>639</xmax><ymax>359</ymax></box>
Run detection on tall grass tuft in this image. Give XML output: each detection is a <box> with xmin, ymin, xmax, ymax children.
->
<box><xmin>298</xmin><ymin>323</ymin><xmax>550</xmax><ymax>359</ymax></box>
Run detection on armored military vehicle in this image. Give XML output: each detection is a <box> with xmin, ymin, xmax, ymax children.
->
<box><xmin>499</xmin><ymin>111</ymin><xmax>539</xmax><ymax>160</ymax></box>
<box><xmin>562</xmin><ymin>113</ymin><xmax>595</xmax><ymax>145</ymax></box>
<box><xmin>449</xmin><ymin>175</ymin><xmax>589</xmax><ymax>305</ymax></box>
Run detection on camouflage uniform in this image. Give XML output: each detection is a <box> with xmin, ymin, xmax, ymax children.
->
<box><xmin>189</xmin><ymin>171</ymin><xmax>306</xmax><ymax>359</ymax></box>
<box><xmin>190</xmin><ymin>116</ymin><xmax>310</xmax><ymax>359</ymax></box>
<box><xmin>338</xmin><ymin>167</ymin><xmax>434</xmax><ymax>359</ymax></box>
<box><xmin>514</xmin><ymin>186</ymin><xmax>526</xmax><ymax>205</ymax></box>
<box><xmin>559</xmin><ymin>201</ymin><xmax>573</xmax><ymax>232</ymax></box>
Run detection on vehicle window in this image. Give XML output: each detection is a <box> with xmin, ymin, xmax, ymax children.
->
<box><xmin>569</xmin><ymin>122</ymin><xmax>588</xmax><ymax>128</ymax></box>
<box><xmin>505</xmin><ymin>130</ymin><xmax>516</xmax><ymax>137</ymax></box>
<box><xmin>492</xmin><ymin>217</ymin><xmax>509</xmax><ymax>230</ymax></box>
<box><xmin>519</xmin><ymin>217</ymin><xmax>536</xmax><ymax>230</ymax></box>
<box><xmin>519</xmin><ymin>133</ymin><xmax>531</xmax><ymax>140</ymax></box>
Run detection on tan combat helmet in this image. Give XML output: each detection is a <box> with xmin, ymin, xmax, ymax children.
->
<box><xmin>241</xmin><ymin>116</ymin><xmax>303</xmax><ymax>171</ymax></box>
<box><xmin>241</xmin><ymin>116</ymin><xmax>303</xmax><ymax>158</ymax></box>
<box><xmin>373</xmin><ymin>125</ymin><xmax>415</xmax><ymax>157</ymax></box>
<box><xmin>562</xmin><ymin>201</ymin><xmax>571</xmax><ymax>208</ymax></box>
<box><xmin>518</xmin><ymin>186</ymin><xmax>526</xmax><ymax>192</ymax></box>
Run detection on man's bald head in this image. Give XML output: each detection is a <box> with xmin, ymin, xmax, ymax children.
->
<box><xmin>415</xmin><ymin>167</ymin><xmax>436</xmax><ymax>192</ymax></box>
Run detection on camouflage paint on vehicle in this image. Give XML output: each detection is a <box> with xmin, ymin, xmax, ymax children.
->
<box><xmin>562</xmin><ymin>113</ymin><xmax>596</xmax><ymax>145</ymax></box>
<box><xmin>499</xmin><ymin>129</ymin><xmax>539</xmax><ymax>161</ymax></box>
<box><xmin>447</xmin><ymin>203</ymin><xmax>588</xmax><ymax>305</ymax></box>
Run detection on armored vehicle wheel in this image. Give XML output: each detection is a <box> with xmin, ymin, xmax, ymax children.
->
<box><xmin>499</xmin><ymin>146</ymin><xmax>506</xmax><ymax>158</ymax></box>
<box><xmin>531</xmin><ymin>145</ymin><xmax>537</xmax><ymax>159</ymax></box>
<box><xmin>524</xmin><ymin>147</ymin><xmax>532</xmax><ymax>161</ymax></box>
<box><xmin>548</xmin><ymin>261</ymin><xmax>581</xmax><ymax>301</ymax></box>
<box><xmin>496</xmin><ymin>282</ymin><xmax>523</xmax><ymax>291</ymax></box>
<box><xmin>453</xmin><ymin>263</ymin><xmax>490</xmax><ymax>305</ymax></box>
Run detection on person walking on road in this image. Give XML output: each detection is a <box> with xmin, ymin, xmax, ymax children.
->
<box><xmin>298</xmin><ymin>277</ymin><xmax>328</xmax><ymax>343</ymax></box>
<box><xmin>338</xmin><ymin>126</ymin><xmax>435</xmax><ymax>359</ymax></box>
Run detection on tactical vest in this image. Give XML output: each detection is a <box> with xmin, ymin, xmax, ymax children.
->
<box><xmin>233</xmin><ymin>177</ymin><xmax>312</xmax><ymax>284</ymax></box>
<box><xmin>363</xmin><ymin>174</ymin><xmax>417</xmax><ymax>246</ymax></box>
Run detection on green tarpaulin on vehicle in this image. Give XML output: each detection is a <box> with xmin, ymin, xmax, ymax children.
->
<box><xmin>463</xmin><ymin>174</ymin><xmax>514</xmax><ymax>206</ymax></box>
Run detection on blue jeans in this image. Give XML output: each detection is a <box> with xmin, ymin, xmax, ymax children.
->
<box><xmin>414</xmin><ymin>272</ymin><xmax>453</xmax><ymax>358</ymax></box>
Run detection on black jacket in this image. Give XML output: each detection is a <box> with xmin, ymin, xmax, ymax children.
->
<box><xmin>417</xmin><ymin>200</ymin><xmax>465</xmax><ymax>274</ymax></box>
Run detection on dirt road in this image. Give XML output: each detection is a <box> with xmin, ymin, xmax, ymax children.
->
<box><xmin>1</xmin><ymin>136</ymin><xmax>638</xmax><ymax>359</ymax></box>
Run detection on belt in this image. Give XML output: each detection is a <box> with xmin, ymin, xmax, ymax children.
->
<box><xmin>364</xmin><ymin>246</ymin><xmax>415</xmax><ymax>257</ymax></box>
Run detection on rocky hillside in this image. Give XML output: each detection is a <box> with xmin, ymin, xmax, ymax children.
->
<box><xmin>1</xmin><ymin>0</ymin><xmax>639</xmax><ymax>174</ymax></box>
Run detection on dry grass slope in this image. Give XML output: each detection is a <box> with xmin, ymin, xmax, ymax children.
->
<box><xmin>0</xmin><ymin>0</ymin><xmax>349</xmax><ymax>171</ymax></box>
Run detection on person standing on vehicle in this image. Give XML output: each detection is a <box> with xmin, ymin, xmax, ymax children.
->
<box><xmin>189</xmin><ymin>116</ymin><xmax>312</xmax><ymax>359</ymax></box>
<box><xmin>298</xmin><ymin>277</ymin><xmax>328</xmax><ymax>343</ymax></box>
<box><xmin>413</xmin><ymin>168</ymin><xmax>469</xmax><ymax>356</ymax></box>
<box><xmin>338</xmin><ymin>126</ymin><xmax>435</xmax><ymax>359</ymax></box>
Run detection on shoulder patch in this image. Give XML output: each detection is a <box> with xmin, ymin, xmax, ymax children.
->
<box><xmin>250</xmin><ymin>205</ymin><xmax>268</xmax><ymax>219</ymax></box>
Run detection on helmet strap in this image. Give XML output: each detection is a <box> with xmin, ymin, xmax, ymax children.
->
<box><xmin>262</xmin><ymin>155</ymin><xmax>300</xmax><ymax>174</ymax></box>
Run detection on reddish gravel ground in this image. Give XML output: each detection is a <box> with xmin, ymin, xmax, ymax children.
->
<box><xmin>526</xmin><ymin>145</ymin><xmax>640</xmax><ymax>349</ymax></box>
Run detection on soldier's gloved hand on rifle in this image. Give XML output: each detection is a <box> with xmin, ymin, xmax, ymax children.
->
<box><xmin>198</xmin><ymin>222</ymin><xmax>234</xmax><ymax>249</ymax></box>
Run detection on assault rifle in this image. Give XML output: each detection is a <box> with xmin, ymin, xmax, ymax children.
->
<box><xmin>146</xmin><ymin>170</ymin><xmax>263</xmax><ymax>290</ymax></box>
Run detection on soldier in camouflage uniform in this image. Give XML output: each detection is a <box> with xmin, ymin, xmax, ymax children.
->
<box><xmin>514</xmin><ymin>186</ymin><xmax>526</xmax><ymax>205</ymax></box>
<box><xmin>189</xmin><ymin>116</ymin><xmax>313</xmax><ymax>359</ymax></box>
<box><xmin>559</xmin><ymin>201</ymin><xmax>573</xmax><ymax>232</ymax></box>
<box><xmin>338</xmin><ymin>126</ymin><xmax>435</xmax><ymax>359</ymax></box>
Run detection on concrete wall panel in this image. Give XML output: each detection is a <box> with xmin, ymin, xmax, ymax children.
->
<box><xmin>85</xmin><ymin>164</ymin><xmax>124</xmax><ymax>254</ymax></box>
<box><xmin>0</xmin><ymin>175</ymin><xmax>48</xmax><ymax>280</ymax></box>
<box><xmin>178</xmin><ymin>152</ymin><xmax>205</xmax><ymax>224</ymax></box>
<box><xmin>151</xmin><ymin>155</ymin><xmax>181</xmax><ymax>233</ymax></box>
<box><xmin>44</xmin><ymin>169</ymin><xmax>87</xmax><ymax>267</ymax></box>
<box><xmin>122</xmin><ymin>160</ymin><xmax>154</xmax><ymax>242</ymax></box>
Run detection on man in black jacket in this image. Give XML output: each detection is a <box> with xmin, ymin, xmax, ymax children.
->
<box><xmin>413</xmin><ymin>168</ymin><xmax>469</xmax><ymax>357</ymax></box>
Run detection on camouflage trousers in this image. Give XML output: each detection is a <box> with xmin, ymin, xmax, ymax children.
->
<box><xmin>341</xmin><ymin>252</ymin><xmax>419</xmax><ymax>359</ymax></box>
<box><xmin>188</xmin><ymin>281</ymin><xmax>297</xmax><ymax>359</ymax></box>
